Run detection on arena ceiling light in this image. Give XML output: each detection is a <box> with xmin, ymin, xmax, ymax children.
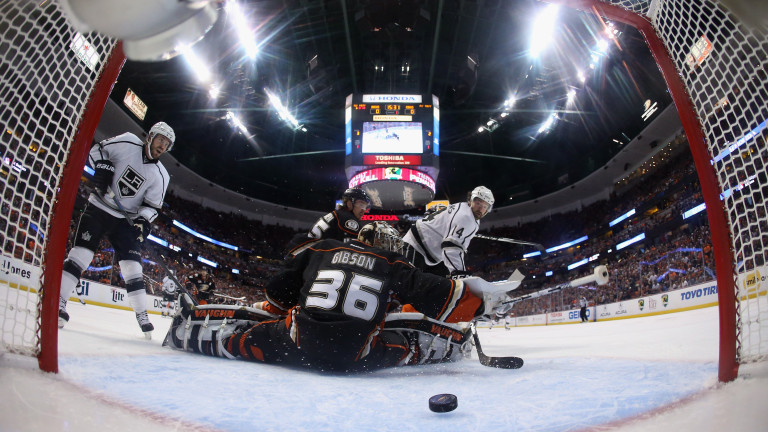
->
<box><xmin>265</xmin><ymin>89</ymin><xmax>305</xmax><ymax>132</ymax></box>
<box><xmin>226</xmin><ymin>111</ymin><xmax>249</xmax><ymax>135</ymax></box>
<box><xmin>208</xmin><ymin>85</ymin><xmax>220</xmax><ymax>99</ymax></box>
<box><xmin>529</xmin><ymin>4</ymin><xmax>559</xmax><ymax>59</ymax></box>
<box><xmin>567</xmin><ymin>89</ymin><xmax>577</xmax><ymax>104</ymax></box>
<box><xmin>226</xmin><ymin>0</ymin><xmax>259</xmax><ymax>59</ymax></box>
<box><xmin>180</xmin><ymin>46</ymin><xmax>212</xmax><ymax>83</ymax></box>
<box><xmin>60</xmin><ymin>0</ymin><xmax>219</xmax><ymax>61</ymax></box>
<box><xmin>537</xmin><ymin>112</ymin><xmax>557</xmax><ymax>134</ymax></box>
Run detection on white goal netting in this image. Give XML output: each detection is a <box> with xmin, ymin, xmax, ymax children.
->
<box><xmin>0</xmin><ymin>0</ymin><xmax>116</xmax><ymax>361</ymax></box>
<box><xmin>560</xmin><ymin>0</ymin><xmax>767</xmax><ymax>377</ymax></box>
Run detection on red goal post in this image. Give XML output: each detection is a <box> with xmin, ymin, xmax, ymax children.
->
<box><xmin>549</xmin><ymin>0</ymin><xmax>767</xmax><ymax>382</ymax></box>
<box><xmin>0</xmin><ymin>1</ymin><xmax>123</xmax><ymax>373</ymax></box>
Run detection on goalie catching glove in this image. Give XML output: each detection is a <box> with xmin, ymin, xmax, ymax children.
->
<box><xmin>461</xmin><ymin>277</ymin><xmax>512</xmax><ymax>316</ymax></box>
<box><xmin>91</xmin><ymin>159</ymin><xmax>115</xmax><ymax>193</ymax></box>
<box><xmin>133</xmin><ymin>217</ymin><xmax>151</xmax><ymax>243</ymax></box>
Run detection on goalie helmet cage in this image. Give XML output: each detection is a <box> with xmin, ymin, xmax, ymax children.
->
<box><xmin>0</xmin><ymin>1</ymin><xmax>765</xmax><ymax>383</ymax></box>
<box><xmin>0</xmin><ymin>1</ymin><xmax>123</xmax><ymax>373</ymax></box>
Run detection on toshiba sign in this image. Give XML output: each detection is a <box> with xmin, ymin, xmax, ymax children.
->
<box><xmin>363</xmin><ymin>155</ymin><xmax>421</xmax><ymax>166</ymax></box>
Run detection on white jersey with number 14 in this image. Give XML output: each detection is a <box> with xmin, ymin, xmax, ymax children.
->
<box><xmin>403</xmin><ymin>202</ymin><xmax>479</xmax><ymax>272</ymax></box>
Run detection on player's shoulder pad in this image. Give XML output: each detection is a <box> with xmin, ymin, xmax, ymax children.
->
<box><xmin>102</xmin><ymin>132</ymin><xmax>143</xmax><ymax>147</ymax></box>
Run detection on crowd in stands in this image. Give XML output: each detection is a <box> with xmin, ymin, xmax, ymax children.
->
<box><xmin>467</xmin><ymin>134</ymin><xmax>717</xmax><ymax>317</ymax></box>
<box><xmin>66</xmin><ymin>132</ymin><xmax>721</xmax><ymax>316</ymax></box>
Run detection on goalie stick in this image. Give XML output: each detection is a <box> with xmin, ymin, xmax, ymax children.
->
<box><xmin>474</xmin><ymin>234</ymin><xmax>546</xmax><ymax>252</ymax></box>
<box><xmin>107</xmin><ymin>188</ymin><xmax>199</xmax><ymax>306</ymax></box>
<box><xmin>470</xmin><ymin>322</ymin><xmax>524</xmax><ymax>369</ymax></box>
<box><xmin>502</xmin><ymin>265</ymin><xmax>610</xmax><ymax>306</ymax></box>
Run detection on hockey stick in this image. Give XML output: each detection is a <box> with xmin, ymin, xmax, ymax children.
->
<box><xmin>474</xmin><ymin>234</ymin><xmax>546</xmax><ymax>252</ymax></box>
<box><xmin>107</xmin><ymin>188</ymin><xmax>198</xmax><ymax>306</ymax></box>
<box><xmin>470</xmin><ymin>322</ymin><xmax>524</xmax><ymax>369</ymax></box>
<box><xmin>213</xmin><ymin>293</ymin><xmax>246</xmax><ymax>301</ymax></box>
<box><xmin>502</xmin><ymin>265</ymin><xmax>610</xmax><ymax>306</ymax></box>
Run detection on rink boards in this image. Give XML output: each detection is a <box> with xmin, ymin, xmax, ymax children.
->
<box><xmin>2</xmin><ymin>253</ymin><xmax>766</xmax><ymax>321</ymax></box>
<box><xmin>507</xmin><ymin>281</ymin><xmax>720</xmax><ymax>327</ymax></box>
<box><xmin>1</xmin><ymin>254</ymin><xmax>166</xmax><ymax>315</ymax></box>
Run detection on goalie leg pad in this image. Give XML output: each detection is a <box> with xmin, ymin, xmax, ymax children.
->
<box><xmin>163</xmin><ymin>301</ymin><xmax>277</xmax><ymax>359</ymax></box>
<box><xmin>383</xmin><ymin>313</ymin><xmax>472</xmax><ymax>365</ymax></box>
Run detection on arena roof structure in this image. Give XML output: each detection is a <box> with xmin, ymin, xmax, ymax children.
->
<box><xmin>108</xmin><ymin>0</ymin><xmax>674</xmax><ymax>212</ymax></box>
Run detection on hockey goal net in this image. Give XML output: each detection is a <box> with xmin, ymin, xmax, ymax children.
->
<box><xmin>1</xmin><ymin>0</ymin><xmax>765</xmax><ymax>383</ymax></box>
<box><xmin>555</xmin><ymin>0</ymin><xmax>766</xmax><ymax>382</ymax></box>
<box><xmin>0</xmin><ymin>1</ymin><xmax>121</xmax><ymax>372</ymax></box>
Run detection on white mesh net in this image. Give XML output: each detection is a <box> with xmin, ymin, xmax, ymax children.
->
<box><xmin>579</xmin><ymin>0</ymin><xmax>768</xmax><ymax>366</ymax></box>
<box><xmin>0</xmin><ymin>0</ymin><xmax>116</xmax><ymax>356</ymax></box>
<box><xmin>648</xmin><ymin>0</ymin><xmax>767</xmax><ymax>364</ymax></box>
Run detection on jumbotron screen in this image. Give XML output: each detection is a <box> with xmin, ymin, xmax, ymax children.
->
<box><xmin>361</xmin><ymin>121</ymin><xmax>423</xmax><ymax>154</ymax></box>
<box><xmin>345</xmin><ymin>93</ymin><xmax>440</xmax><ymax>211</ymax></box>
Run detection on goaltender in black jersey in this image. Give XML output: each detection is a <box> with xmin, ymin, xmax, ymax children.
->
<box><xmin>165</xmin><ymin>222</ymin><xmax>513</xmax><ymax>371</ymax></box>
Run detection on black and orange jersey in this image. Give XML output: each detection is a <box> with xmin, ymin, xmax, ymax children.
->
<box><xmin>186</xmin><ymin>273</ymin><xmax>216</xmax><ymax>302</ymax></box>
<box><xmin>284</xmin><ymin>208</ymin><xmax>362</xmax><ymax>257</ymax></box>
<box><xmin>264</xmin><ymin>238</ymin><xmax>483</xmax><ymax>363</ymax></box>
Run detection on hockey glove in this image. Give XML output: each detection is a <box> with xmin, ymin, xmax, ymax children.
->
<box><xmin>91</xmin><ymin>159</ymin><xmax>115</xmax><ymax>193</ymax></box>
<box><xmin>133</xmin><ymin>217</ymin><xmax>151</xmax><ymax>243</ymax></box>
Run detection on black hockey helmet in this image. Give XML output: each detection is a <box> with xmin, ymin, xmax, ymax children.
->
<box><xmin>342</xmin><ymin>188</ymin><xmax>371</xmax><ymax>207</ymax></box>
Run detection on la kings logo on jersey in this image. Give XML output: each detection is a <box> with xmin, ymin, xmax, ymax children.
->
<box><xmin>118</xmin><ymin>166</ymin><xmax>145</xmax><ymax>198</ymax></box>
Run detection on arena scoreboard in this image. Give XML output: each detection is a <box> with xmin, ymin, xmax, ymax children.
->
<box><xmin>345</xmin><ymin>93</ymin><xmax>439</xmax><ymax>210</ymax></box>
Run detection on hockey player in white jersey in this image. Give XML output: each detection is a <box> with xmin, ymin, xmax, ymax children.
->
<box><xmin>161</xmin><ymin>271</ymin><xmax>179</xmax><ymax>317</ymax></box>
<box><xmin>58</xmin><ymin>122</ymin><xmax>174</xmax><ymax>338</ymax></box>
<box><xmin>403</xmin><ymin>186</ymin><xmax>494</xmax><ymax>277</ymax></box>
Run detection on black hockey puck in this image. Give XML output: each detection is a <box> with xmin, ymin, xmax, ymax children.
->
<box><xmin>428</xmin><ymin>393</ymin><xmax>458</xmax><ymax>413</ymax></box>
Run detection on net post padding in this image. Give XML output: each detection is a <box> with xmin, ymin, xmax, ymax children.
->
<box><xmin>37</xmin><ymin>43</ymin><xmax>126</xmax><ymax>373</ymax></box>
<box><xmin>546</xmin><ymin>0</ymin><xmax>738</xmax><ymax>382</ymax></box>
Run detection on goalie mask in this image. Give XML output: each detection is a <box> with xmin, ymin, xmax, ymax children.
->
<box><xmin>357</xmin><ymin>222</ymin><xmax>406</xmax><ymax>255</ymax></box>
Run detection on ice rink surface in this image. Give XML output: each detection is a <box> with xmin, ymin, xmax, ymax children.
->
<box><xmin>2</xmin><ymin>303</ymin><xmax>767</xmax><ymax>432</ymax></box>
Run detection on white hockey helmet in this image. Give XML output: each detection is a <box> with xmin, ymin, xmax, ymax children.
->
<box><xmin>470</xmin><ymin>186</ymin><xmax>494</xmax><ymax>207</ymax></box>
<box><xmin>148</xmin><ymin>121</ymin><xmax>175</xmax><ymax>150</ymax></box>
<box><xmin>357</xmin><ymin>222</ymin><xmax>405</xmax><ymax>254</ymax></box>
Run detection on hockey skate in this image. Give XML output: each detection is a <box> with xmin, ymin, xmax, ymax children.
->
<box><xmin>58</xmin><ymin>309</ymin><xmax>69</xmax><ymax>329</ymax></box>
<box><xmin>58</xmin><ymin>296</ymin><xmax>69</xmax><ymax>329</ymax></box>
<box><xmin>135</xmin><ymin>311</ymin><xmax>154</xmax><ymax>339</ymax></box>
